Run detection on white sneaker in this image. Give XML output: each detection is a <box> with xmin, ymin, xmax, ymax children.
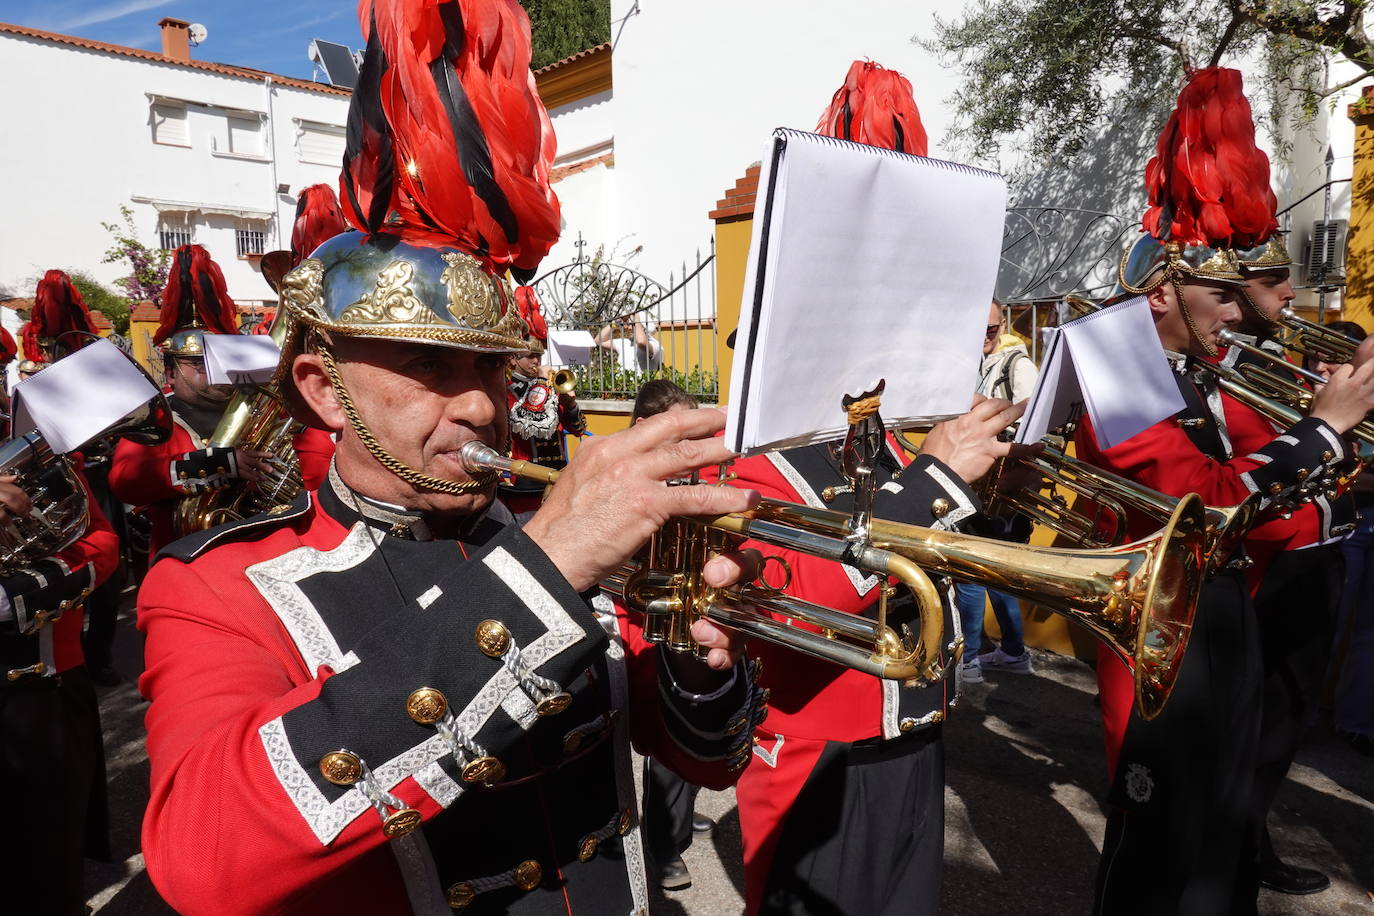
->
<box><xmin>982</xmin><ymin>646</ymin><xmax>1034</xmax><ymax>674</ymax></box>
<box><xmin>960</xmin><ymin>658</ymin><xmax>984</xmax><ymax>684</ymax></box>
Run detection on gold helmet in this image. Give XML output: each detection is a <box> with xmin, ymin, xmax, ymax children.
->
<box><xmin>275</xmin><ymin>0</ymin><xmax>559</xmax><ymax>495</ymax></box>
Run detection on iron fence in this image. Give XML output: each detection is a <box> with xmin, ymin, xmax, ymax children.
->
<box><xmin>534</xmin><ymin>236</ymin><xmax>718</xmax><ymax>402</ymax></box>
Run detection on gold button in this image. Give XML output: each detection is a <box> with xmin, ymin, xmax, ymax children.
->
<box><xmin>724</xmin><ymin>715</ymin><xmax>747</xmax><ymax>737</ymax></box>
<box><xmin>930</xmin><ymin>498</ymin><xmax>950</xmax><ymax>519</ymax></box>
<box><xmin>899</xmin><ymin>717</ymin><xmax>917</xmax><ymax>733</ymax></box>
<box><xmin>514</xmin><ymin>859</ymin><xmax>542</xmax><ymax>891</ymax></box>
<box><xmin>537</xmin><ymin>692</ymin><xmax>572</xmax><ymax>717</ymax></box>
<box><xmin>1296</xmin><ymin>468</ymin><xmax>1310</xmax><ymax>481</ymax></box>
<box><xmin>382</xmin><ymin>808</ymin><xmax>423</xmax><ymax>838</ymax></box>
<box><xmin>461</xmin><ymin>756</ymin><xmax>506</xmax><ymax>786</ymax></box>
<box><xmin>268</xmin><ymin>503</ymin><xmax>292</xmax><ymax>515</ymax></box>
<box><xmin>563</xmin><ymin>732</ymin><xmax>584</xmax><ymax>754</ymax></box>
<box><xmin>1268</xmin><ymin>482</ymin><xmax>1284</xmax><ymax>495</ymax></box>
<box><xmin>446</xmin><ymin>882</ymin><xmax>476</xmax><ymax>909</ymax></box>
<box><xmin>406</xmin><ymin>687</ymin><xmax>448</xmax><ymax>725</ymax></box>
<box><xmin>319</xmin><ymin>750</ymin><xmax>362</xmax><ymax>786</ymax></box>
<box><xmin>474</xmin><ymin>620</ymin><xmax>511</xmax><ymax>658</ymax></box>
<box><xmin>1321</xmin><ymin>450</ymin><xmax>1335</xmax><ymax>462</ymax></box>
<box><xmin>578</xmin><ymin>835</ymin><xmax>598</xmax><ymax>862</ymax></box>
<box><xmin>618</xmin><ymin>808</ymin><xmax>633</xmax><ymax>835</ymax></box>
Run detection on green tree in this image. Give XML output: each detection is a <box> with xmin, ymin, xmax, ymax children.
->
<box><xmin>926</xmin><ymin>0</ymin><xmax>1374</xmax><ymax>166</ymax></box>
<box><xmin>525</xmin><ymin>0</ymin><xmax>610</xmax><ymax>69</ymax></box>
<box><xmin>66</xmin><ymin>270</ymin><xmax>131</xmax><ymax>335</ymax></box>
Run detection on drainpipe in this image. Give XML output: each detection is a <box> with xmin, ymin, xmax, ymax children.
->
<box><xmin>264</xmin><ymin>75</ymin><xmax>282</xmax><ymax>250</ymax></box>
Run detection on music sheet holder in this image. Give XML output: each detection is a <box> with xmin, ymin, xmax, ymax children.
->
<box><xmin>726</xmin><ymin>128</ymin><xmax>1008</xmax><ymax>455</ymax></box>
<box><xmin>11</xmin><ymin>339</ymin><xmax>160</xmax><ymax>454</ymax></box>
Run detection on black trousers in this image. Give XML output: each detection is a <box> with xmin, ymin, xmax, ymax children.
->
<box><xmin>762</xmin><ymin>726</ymin><xmax>944</xmax><ymax>916</ymax></box>
<box><xmin>79</xmin><ymin>460</ymin><xmax>128</xmax><ymax>673</ymax></box>
<box><xmin>0</xmin><ymin>667</ymin><xmax>109</xmax><ymax>916</ymax></box>
<box><xmin>641</xmin><ymin>757</ymin><xmax>699</xmax><ymax>872</ymax></box>
<box><xmin>1094</xmin><ymin>574</ymin><xmax>1262</xmax><ymax>916</ymax></box>
<box><xmin>1232</xmin><ymin>544</ymin><xmax>1344</xmax><ymax>912</ymax></box>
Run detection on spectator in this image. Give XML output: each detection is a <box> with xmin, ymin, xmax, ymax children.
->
<box><xmin>957</xmin><ymin>299</ymin><xmax>1036</xmax><ymax>682</ymax></box>
<box><xmin>597</xmin><ymin>315</ymin><xmax>663</xmax><ymax>373</ymax></box>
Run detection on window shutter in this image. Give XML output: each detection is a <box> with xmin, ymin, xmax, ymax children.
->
<box><xmin>152</xmin><ymin>102</ymin><xmax>189</xmax><ymax>146</ymax></box>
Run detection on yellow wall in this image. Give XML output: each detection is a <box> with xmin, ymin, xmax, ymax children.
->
<box><xmin>713</xmin><ymin>218</ymin><xmax>752</xmax><ymax>398</ymax></box>
<box><xmin>1346</xmin><ymin>94</ymin><xmax>1374</xmax><ymax>331</ymax></box>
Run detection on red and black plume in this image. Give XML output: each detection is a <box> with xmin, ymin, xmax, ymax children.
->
<box><xmin>1142</xmin><ymin>67</ymin><xmax>1278</xmax><ymax>250</ymax></box>
<box><xmin>154</xmin><ymin>245</ymin><xmax>240</xmax><ymax>345</ymax></box>
<box><xmin>340</xmin><ymin>0</ymin><xmax>560</xmax><ymax>280</ymax></box>
<box><xmin>291</xmin><ymin>184</ymin><xmax>348</xmax><ymax>266</ymax></box>
<box><xmin>31</xmin><ymin>269</ymin><xmax>99</xmax><ymax>358</ymax></box>
<box><xmin>816</xmin><ymin>60</ymin><xmax>928</xmax><ymax>156</ymax></box>
<box><xmin>514</xmin><ymin>285</ymin><xmax>546</xmax><ymax>347</ymax></box>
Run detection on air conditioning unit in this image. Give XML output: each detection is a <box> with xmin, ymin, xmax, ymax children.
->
<box><xmin>1305</xmin><ymin>219</ymin><xmax>1347</xmax><ymax>283</ymax></box>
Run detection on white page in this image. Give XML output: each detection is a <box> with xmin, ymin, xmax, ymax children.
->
<box><xmin>11</xmin><ymin>339</ymin><xmax>159</xmax><ymax>454</ymax></box>
<box><xmin>1062</xmin><ymin>297</ymin><xmax>1185</xmax><ymax>449</ymax></box>
<box><xmin>1013</xmin><ymin>328</ymin><xmax>1079</xmax><ymax>444</ymax></box>
<box><xmin>726</xmin><ymin>129</ymin><xmax>1007</xmax><ymax>455</ymax></box>
<box><xmin>546</xmin><ymin>329</ymin><xmax>597</xmax><ymax>367</ymax></box>
<box><xmin>203</xmin><ymin>334</ymin><xmax>281</xmax><ymax>386</ymax></box>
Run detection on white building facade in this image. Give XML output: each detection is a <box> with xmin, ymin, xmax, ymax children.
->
<box><xmin>0</xmin><ymin>19</ymin><xmax>351</xmax><ymax>314</ymax></box>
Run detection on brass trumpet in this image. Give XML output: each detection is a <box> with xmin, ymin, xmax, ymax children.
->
<box><xmin>460</xmin><ymin>442</ymin><xmax>1207</xmax><ymax>719</ymax></box>
<box><xmin>1276</xmin><ymin>306</ymin><xmax>1359</xmax><ymax>365</ymax></box>
<box><xmin>985</xmin><ymin>443</ymin><xmax>1258</xmax><ymax>573</ymax></box>
<box><xmin>551</xmin><ymin>368</ymin><xmax>576</xmax><ymax>396</ymax></box>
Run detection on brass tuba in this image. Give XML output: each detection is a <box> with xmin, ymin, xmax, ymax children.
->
<box><xmin>173</xmin><ymin>314</ymin><xmax>305</xmax><ymax>537</ymax></box>
<box><xmin>0</xmin><ymin>395</ymin><xmax>171</xmax><ymax>574</ymax></box>
<box><xmin>459</xmin><ymin>441</ymin><xmax>1207</xmax><ymax>720</ymax></box>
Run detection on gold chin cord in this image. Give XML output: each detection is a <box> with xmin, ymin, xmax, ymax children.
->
<box><xmin>457</xmin><ymin>441</ymin><xmax>1208</xmax><ymax>720</ymax></box>
<box><xmin>317</xmin><ymin>341</ymin><xmax>495</xmax><ymax>496</ymax></box>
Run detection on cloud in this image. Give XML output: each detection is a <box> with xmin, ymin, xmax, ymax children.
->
<box><xmin>55</xmin><ymin>0</ymin><xmax>175</xmax><ymax>31</ymax></box>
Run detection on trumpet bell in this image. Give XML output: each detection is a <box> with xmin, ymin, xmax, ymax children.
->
<box><xmin>551</xmin><ymin>369</ymin><xmax>576</xmax><ymax>396</ymax></box>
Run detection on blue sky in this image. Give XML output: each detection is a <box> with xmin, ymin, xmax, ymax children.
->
<box><xmin>1</xmin><ymin>1</ymin><xmax>364</xmax><ymax>80</ymax></box>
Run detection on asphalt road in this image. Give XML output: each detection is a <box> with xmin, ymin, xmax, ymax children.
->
<box><xmin>88</xmin><ymin>608</ymin><xmax>1373</xmax><ymax>915</ymax></box>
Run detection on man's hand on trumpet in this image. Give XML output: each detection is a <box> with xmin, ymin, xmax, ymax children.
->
<box><xmin>524</xmin><ymin>406</ymin><xmax>763</xmax><ymax>674</ymax></box>
<box><xmin>917</xmin><ymin>395</ymin><xmax>1034</xmax><ymax>486</ymax></box>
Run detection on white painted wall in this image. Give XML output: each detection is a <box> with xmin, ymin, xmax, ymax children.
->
<box><xmin>0</xmin><ymin>32</ymin><xmax>350</xmax><ymax>309</ymax></box>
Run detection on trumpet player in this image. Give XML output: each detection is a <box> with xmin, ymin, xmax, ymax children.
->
<box><xmin>1076</xmin><ymin>68</ymin><xmax>1374</xmax><ymax>915</ymax></box>
<box><xmin>109</xmin><ymin>245</ymin><xmax>274</xmax><ymax>556</ymax></box>
<box><xmin>137</xmin><ymin>4</ymin><xmax>768</xmax><ymax>912</ymax></box>
<box><xmin>501</xmin><ymin>289</ymin><xmax>587</xmax><ymax>522</ymax></box>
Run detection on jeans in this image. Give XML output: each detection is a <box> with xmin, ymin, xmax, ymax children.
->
<box><xmin>954</xmin><ymin>582</ymin><xmax>1025</xmax><ymax>659</ymax></box>
<box><xmin>1336</xmin><ymin>507</ymin><xmax>1374</xmax><ymax>739</ymax></box>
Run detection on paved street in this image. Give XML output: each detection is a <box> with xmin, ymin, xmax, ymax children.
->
<box><xmin>89</xmin><ymin>605</ymin><xmax>1373</xmax><ymax>914</ymax></box>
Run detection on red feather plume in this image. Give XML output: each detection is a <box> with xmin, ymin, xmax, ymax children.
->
<box><xmin>340</xmin><ymin>0</ymin><xmax>560</xmax><ymax>277</ymax></box>
<box><xmin>19</xmin><ymin>322</ymin><xmax>43</xmax><ymax>363</ymax></box>
<box><xmin>514</xmin><ymin>286</ymin><xmax>546</xmax><ymax>346</ymax></box>
<box><xmin>816</xmin><ymin>60</ymin><xmax>928</xmax><ymax>156</ymax></box>
<box><xmin>0</xmin><ymin>326</ymin><xmax>17</xmax><ymax>362</ymax></box>
<box><xmin>1142</xmin><ymin>67</ymin><xmax>1278</xmax><ymax>250</ymax></box>
<box><xmin>32</xmin><ymin>269</ymin><xmax>99</xmax><ymax>356</ymax></box>
<box><xmin>155</xmin><ymin>245</ymin><xmax>240</xmax><ymax>345</ymax></box>
<box><xmin>291</xmin><ymin>184</ymin><xmax>348</xmax><ymax>265</ymax></box>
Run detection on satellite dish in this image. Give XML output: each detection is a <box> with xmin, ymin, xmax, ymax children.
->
<box><xmin>188</xmin><ymin>23</ymin><xmax>208</xmax><ymax>46</ymax></box>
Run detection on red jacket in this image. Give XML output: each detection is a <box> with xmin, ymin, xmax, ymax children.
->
<box><xmin>139</xmin><ymin>483</ymin><xmax>762</xmax><ymax>914</ymax></box>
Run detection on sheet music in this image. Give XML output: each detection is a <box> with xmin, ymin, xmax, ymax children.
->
<box><xmin>1014</xmin><ymin>296</ymin><xmax>1184</xmax><ymax>449</ymax></box>
<box><xmin>546</xmin><ymin>330</ymin><xmax>597</xmax><ymax>367</ymax></box>
<box><xmin>203</xmin><ymin>335</ymin><xmax>281</xmax><ymax>386</ymax></box>
<box><xmin>11</xmin><ymin>339</ymin><xmax>159</xmax><ymax>454</ymax></box>
<box><xmin>726</xmin><ymin>128</ymin><xmax>1008</xmax><ymax>455</ymax></box>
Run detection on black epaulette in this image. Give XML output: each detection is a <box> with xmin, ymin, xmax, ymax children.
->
<box><xmin>158</xmin><ymin>491</ymin><xmax>313</xmax><ymax>564</ymax></box>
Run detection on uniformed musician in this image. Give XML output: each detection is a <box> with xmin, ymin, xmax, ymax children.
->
<box><xmin>136</xmin><ymin>2</ymin><xmax>766</xmax><ymax>912</ymax></box>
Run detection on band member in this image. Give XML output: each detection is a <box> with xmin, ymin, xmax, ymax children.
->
<box><xmin>108</xmin><ymin>244</ymin><xmax>271</xmax><ymax>555</ymax></box>
<box><xmin>0</xmin><ymin>303</ymin><xmax>122</xmax><ymax>911</ymax></box>
<box><xmin>501</xmin><ymin>287</ymin><xmax>587</xmax><ymax>520</ymax></box>
<box><xmin>1224</xmin><ymin>239</ymin><xmax>1353</xmax><ymax>897</ymax></box>
<box><xmin>1073</xmin><ymin>67</ymin><xmax>1374</xmax><ymax>915</ymax></box>
<box><xmin>137</xmin><ymin>3</ymin><xmax>766</xmax><ymax>912</ymax></box>
<box><xmin>714</xmin><ymin>60</ymin><xmax>1021</xmax><ymax>916</ymax></box>
<box><xmin>0</xmin><ymin>326</ymin><xmax>16</xmax><ymax>434</ymax></box>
